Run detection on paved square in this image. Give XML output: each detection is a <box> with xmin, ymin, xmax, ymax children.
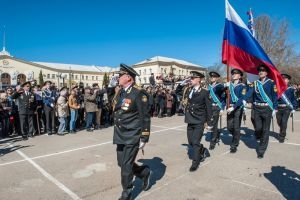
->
<box><xmin>1</xmin><ymin>110</ymin><xmax>299</xmax><ymax>200</ymax></box>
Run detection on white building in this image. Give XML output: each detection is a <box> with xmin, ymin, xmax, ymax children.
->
<box><xmin>0</xmin><ymin>49</ymin><xmax>114</xmax><ymax>89</ymax></box>
<box><xmin>132</xmin><ymin>56</ymin><xmax>206</xmax><ymax>85</ymax></box>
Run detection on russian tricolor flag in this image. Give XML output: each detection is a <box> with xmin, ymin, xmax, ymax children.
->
<box><xmin>222</xmin><ymin>0</ymin><xmax>287</xmax><ymax>97</ymax></box>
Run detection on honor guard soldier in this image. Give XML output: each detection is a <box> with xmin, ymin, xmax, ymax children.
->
<box><xmin>183</xmin><ymin>71</ymin><xmax>212</xmax><ymax>172</ymax></box>
<box><xmin>225</xmin><ymin>69</ymin><xmax>247</xmax><ymax>153</ymax></box>
<box><xmin>113</xmin><ymin>63</ymin><xmax>152</xmax><ymax>200</ymax></box>
<box><xmin>244</xmin><ymin>64</ymin><xmax>278</xmax><ymax>158</ymax></box>
<box><xmin>42</xmin><ymin>81</ymin><xmax>57</xmax><ymax>135</ymax></box>
<box><xmin>276</xmin><ymin>74</ymin><xmax>297</xmax><ymax>143</ymax></box>
<box><xmin>208</xmin><ymin>71</ymin><xmax>226</xmax><ymax>150</ymax></box>
<box><xmin>11</xmin><ymin>81</ymin><xmax>37</xmax><ymax>140</ymax></box>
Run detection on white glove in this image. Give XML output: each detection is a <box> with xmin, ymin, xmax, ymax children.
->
<box><xmin>219</xmin><ymin>110</ymin><xmax>224</xmax><ymax>115</ymax></box>
<box><xmin>180</xmin><ymin>79</ymin><xmax>190</xmax><ymax>86</ymax></box>
<box><xmin>50</xmin><ymin>103</ymin><xmax>54</xmax><ymax>108</ymax></box>
<box><xmin>207</xmin><ymin>126</ymin><xmax>213</xmax><ymax>131</ymax></box>
<box><xmin>108</xmin><ymin>74</ymin><xmax>119</xmax><ymax>87</ymax></box>
<box><xmin>242</xmin><ymin>100</ymin><xmax>247</xmax><ymax>107</ymax></box>
<box><xmin>272</xmin><ymin>110</ymin><xmax>277</xmax><ymax>117</ymax></box>
<box><xmin>291</xmin><ymin>110</ymin><xmax>295</xmax><ymax>114</ymax></box>
<box><xmin>227</xmin><ymin>107</ymin><xmax>234</xmax><ymax>114</ymax></box>
<box><xmin>139</xmin><ymin>141</ymin><xmax>146</xmax><ymax>149</ymax></box>
<box><xmin>224</xmin><ymin>82</ymin><xmax>231</xmax><ymax>87</ymax></box>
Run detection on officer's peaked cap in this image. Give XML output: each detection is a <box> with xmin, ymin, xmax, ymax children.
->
<box><xmin>257</xmin><ymin>64</ymin><xmax>270</xmax><ymax>72</ymax></box>
<box><xmin>281</xmin><ymin>73</ymin><xmax>291</xmax><ymax>80</ymax></box>
<box><xmin>231</xmin><ymin>68</ymin><xmax>243</xmax><ymax>76</ymax></box>
<box><xmin>190</xmin><ymin>71</ymin><xmax>205</xmax><ymax>78</ymax></box>
<box><xmin>118</xmin><ymin>63</ymin><xmax>140</xmax><ymax>78</ymax></box>
<box><xmin>209</xmin><ymin>71</ymin><xmax>221</xmax><ymax>77</ymax></box>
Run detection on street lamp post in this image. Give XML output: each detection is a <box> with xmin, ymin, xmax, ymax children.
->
<box><xmin>56</xmin><ymin>72</ymin><xmax>62</xmax><ymax>87</ymax></box>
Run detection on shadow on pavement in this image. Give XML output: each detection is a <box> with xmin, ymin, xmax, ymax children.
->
<box><xmin>264</xmin><ymin>166</ymin><xmax>300</xmax><ymax>200</ymax></box>
<box><xmin>132</xmin><ymin>157</ymin><xmax>166</xmax><ymax>199</ymax></box>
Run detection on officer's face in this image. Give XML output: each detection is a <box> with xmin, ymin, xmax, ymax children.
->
<box><xmin>210</xmin><ymin>76</ymin><xmax>218</xmax><ymax>82</ymax></box>
<box><xmin>284</xmin><ymin>78</ymin><xmax>289</xmax><ymax>85</ymax></box>
<box><xmin>118</xmin><ymin>73</ymin><xmax>131</xmax><ymax>87</ymax></box>
<box><xmin>190</xmin><ymin>77</ymin><xmax>201</xmax><ymax>86</ymax></box>
<box><xmin>258</xmin><ymin>70</ymin><xmax>267</xmax><ymax>78</ymax></box>
<box><xmin>231</xmin><ymin>73</ymin><xmax>241</xmax><ymax>80</ymax></box>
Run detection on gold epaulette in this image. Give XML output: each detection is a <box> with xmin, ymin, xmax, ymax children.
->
<box><xmin>133</xmin><ymin>85</ymin><xmax>142</xmax><ymax>90</ymax></box>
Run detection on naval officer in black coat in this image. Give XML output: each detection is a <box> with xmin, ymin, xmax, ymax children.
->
<box><xmin>113</xmin><ymin>63</ymin><xmax>152</xmax><ymax>200</ymax></box>
<box><xmin>11</xmin><ymin>81</ymin><xmax>37</xmax><ymax>140</ymax></box>
<box><xmin>183</xmin><ymin>71</ymin><xmax>213</xmax><ymax>172</ymax></box>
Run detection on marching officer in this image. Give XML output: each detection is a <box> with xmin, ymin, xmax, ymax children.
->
<box><xmin>225</xmin><ymin>69</ymin><xmax>247</xmax><ymax>153</ymax></box>
<box><xmin>208</xmin><ymin>71</ymin><xmax>226</xmax><ymax>150</ymax></box>
<box><xmin>276</xmin><ymin>73</ymin><xmax>297</xmax><ymax>143</ymax></box>
<box><xmin>245</xmin><ymin>64</ymin><xmax>278</xmax><ymax>158</ymax></box>
<box><xmin>182</xmin><ymin>71</ymin><xmax>212</xmax><ymax>172</ymax></box>
<box><xmin>113</xmin><ymin>63</ymin><xmax>152</xmax><ymax>200</ymax></box>
<box><xmin>11</xmin><ymin>81</ymin><xmax>37</xmax><ymax>140</ymax></box>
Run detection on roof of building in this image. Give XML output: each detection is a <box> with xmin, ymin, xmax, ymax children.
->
<box><xmin>134</xmin><ymin>56</ymin><xmax>205</xmax><ymax>69</ymax></box>
<box><xmin>33</xmin><ymin>61</ymin><xmax>115</xmax><ymax>73</ymax></box>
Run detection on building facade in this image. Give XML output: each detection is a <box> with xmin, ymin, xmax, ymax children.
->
<box><xmin>0</xmin><ymin>52</ymin><xmax>113</xmax><ymax>89</ymax></box>
<box><xmin>132</xmin><ymin>56</ymin><xmax>206</xmax><ymax>85</ymax></box>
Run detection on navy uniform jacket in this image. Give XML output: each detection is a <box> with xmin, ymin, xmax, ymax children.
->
<box><xmin>278</xmin><ymin>85</ymin><xmax>298</xmax><ymax>110</ymax></box>
<box><xmin>183</xmin><ymin>87</ymin><xmax>213</xmax><ymax>125</ymax></box>
<box><xmin>227</xmin><ymin>81</ymin><xmax>247</xmax><ymax>109</ymax></box>
<box><xmin>42</xmin><ymin>89</ymin><xmax>57</xmax><ymax>108</ymax></box>
<box><xmin>208</xmin><ymin>83</ymin><xmax>226</xmax><ymax>110</ymax></box>
<box><xmin>113</xmin><ymin>84</ymin><xmax>151</xmax><ymax>145</ymax></box>
<box><xmin>245</xmin><ymin>78</ymin><xmax>278</xmax><ymax>110</ymax></box>
<box><xmin>11</xmin><ymin>91</ymin><xmax>37</xmax><ymax>115</ymax></box>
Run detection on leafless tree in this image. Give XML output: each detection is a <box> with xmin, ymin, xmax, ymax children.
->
<box><xmin>255</xmin><ymin>15</ymin><xmax>300</xmax><ymax>70</ymax></box>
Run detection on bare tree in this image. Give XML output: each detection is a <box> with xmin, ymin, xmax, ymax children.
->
<box><xmin>255</xmin><ymin>15</ymin><xmax>300</xmax><ymax>69</ymax></box>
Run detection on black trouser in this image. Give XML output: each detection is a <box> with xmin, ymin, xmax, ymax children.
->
<box><xmin>19</xmin><ymin>114</ymin><xmax>34</xmax><ymax>137</ymax></box>
<box><xmin>276</xmin><ymin>107</ymin><xmax>291</xmax><ymax>140</ymax></box>
<box><xmin>187</xmin><ymin>123</ymin><xmax>204</xmax><ymax>162</ymax></box>
<box><xmin>227</xmin><ymin>107</ymin><xmax>243</xmax><ymax>148</ymax></box>
<box><xmin>116</xmin><ymin>144</ymin><xmax>150</xmax><ymax>197</ymax></box>
<box><xmin>44</xmin><ymin>106</ymin><xmax>55</xmax><ymax>133</ymax></box>
<box><xmin>254</xmin><ymin>105</ymin><xmax>272</xmax><ymax>155</ymax></box>
<box><xmin>210</xmin><ymin>106</ymin><xmax>221</xmax><ymax>145</ymax></box>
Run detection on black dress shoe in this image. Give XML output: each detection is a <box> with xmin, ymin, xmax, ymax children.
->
<box><xmin>142</xmin><ymin>170</ymin><xmax>152</xmax><ymax>191</ymax></box>
<box><xmin>22</xmin><ymin>136</ymin><xmax>28</xmax><ymax>140</ymax></box>
<box><xmin>86</xmin><ymin>129</ymin><xmax>93</xmax><ymax>132</ymax></box>
<box><xmin>279</xmin><ymin>138</ymin><xmax>285</xmax><ymax>143</ymax></box>
<box><xmin>230</xmin><ymin>147</ymin><xmax>237</xmax><ymax>153</ymax></box>
<box><xmin>200</xmin><ymin>147</ymin><xmax>210</xmax><ymax>162</ymax></box>
<box><xmin>189</xmin><ymin>161</ymin><xmax>200</xmax><ymax>172</ymax></box>
<box><xmin>118</xmin><ymin>194</ymin><xmax>132</xmax><ymax>200</ymax></box>
<box><xmin>209</xmin><ymin>143</ymin><xmax>215</xmax><ymax>150</ymax></box>
<box><xmin>257</xmin><ymin>154</ymin><xmax>264</xmax><ymax>159</ymax></box>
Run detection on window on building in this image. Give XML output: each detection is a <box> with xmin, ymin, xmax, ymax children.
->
<box><xmin>52</xmin><ymin>74</ymin><xmax>55</xmax><ymax>79</ymax></box>
<box><xmin>149</xmin><ymin>68</ymin><xmax>152</xmax><ymax>74</ymax></box>
<box><xmin>86</xmin><ymin>83</ymin><xmax>88</xmax><ymax>86</ymax></box>
<box><xmin>86</xmin><ymin>76</ymin><xmax>88</xmax><ymax>80</ymax></box>
<box><xmin>82</xmin><ymin>75</ymin><xmax>84</xmax><ymax>80</ymax></box>
<box><xmin>143</xmin><ymin>77</ymin><xmax>146</xmax><ymax>83</ymax></box>
<box><xmin>144</xmin><ymin>69</ymin><xmax>146</xmax><ymax>75</ymax></box>
<box><xmin>72</xmin><ymin>74</ymin><xmax>74</xmax><ymax>79</ymax></box>
<box><xmin>47</xmin><ymin>74</ymin><xmax>50</xmax><ymax>79</ymax></box>
<box><xmin>75</xmin><ymin>75</ymin><xmax>78</xmax><ymax>80</ymax></box>
<box><xmin>92</xmin><ymin>76</ymin><xmax>94</xmax><ymax>80</ymax></box>
<box><xmin>96</xmin><ymin>76</ymin><xmax>98</xmax><ymax>80</ymax></box>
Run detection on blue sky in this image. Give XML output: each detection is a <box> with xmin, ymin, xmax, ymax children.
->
<box><xmin>1</xmin><ymin>0</ymin><xmax>299</xmax><ymax>68</ymax></box>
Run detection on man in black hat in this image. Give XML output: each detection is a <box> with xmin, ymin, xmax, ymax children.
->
<box><xmin>11</xmin><ymin>81</ymin><xmax>37</xmax><ymax>140</ymax></box>
<box><xmin>208</xmin><ymin>71</ymin><xmax>225</xmax><ymax>150</ymax></box>
<box><xmin>276</xmin><ymin>73</ymin><xmax>298</xmax><ymax>143</ymax></box>
<box><xmin>244</xmin><ymin>64</ymin><xmax>278</xmax><ymax>158</ymax></box>
<box><xmin>42</xmin><ymin>80</ymin><xmax>57</xmax><ymax>135</ymax></box>
<box><xmin>113</xmin><ymin>63</ymin><xmax>152</xmax><ymax>200</ymax></box>
<box><xmin>182</xmin><ymin>70</ymin><xmax>212</xmax><ymax>172</ymax></box>
<box><xmin>225</xmin><ymin>68</ymin><xmax>247</xmax><ymax>153</ymax></box>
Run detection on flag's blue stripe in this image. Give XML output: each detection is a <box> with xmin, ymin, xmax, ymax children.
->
<box><xmin>223</xmin><ymin>19</ymin><xmax>275</xmax><ymax>68</ymax></box>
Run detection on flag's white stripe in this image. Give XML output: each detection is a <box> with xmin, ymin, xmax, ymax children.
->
<box><xmin>225</xmin><ymin>0</ymin><xmax>251</xmax><ymax>33</ymax></box>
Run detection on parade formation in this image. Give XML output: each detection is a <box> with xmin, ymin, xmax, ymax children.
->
<box><xmin>1</xmin><ymin>0</ymin><xmax>300</xmax><ymax>199</ymax></box>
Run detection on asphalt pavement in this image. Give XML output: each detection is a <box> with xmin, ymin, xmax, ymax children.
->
<box><xmin>0</xmin><ymin>110</ymin><xmax>299</xmax><ymax>200</ymax></box>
